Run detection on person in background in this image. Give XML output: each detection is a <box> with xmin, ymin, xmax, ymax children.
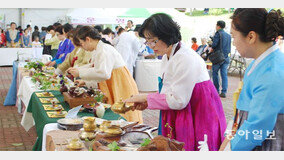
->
<box><xmin>94</xmin><ymin>25</ymin><xmax>103</xmax><ymax>35</ymax></box>
<box><xmin>32</xmin><ymin>36</ymin><xmax>42</xmax><ymax>60</ymax></box>
<box><xmin>102</xmin><ymin>27</ymin><xmax>113</xmax><ymax>45</ymax></box>
<box><xmin>32</xmin><ymin>36</ymin><xmax>41</xmax><ymax>48</ymax></box>
<box><xmin>66</xmin><ymin>26</ymin><xmax>143</xmax><ymax>124</ymax></box>
<box><xmin>22</xmin><ymin>29</ymin><xmax>31</xmax><ymax>48</ymax></box>
<box><xmin>191</xmin><ymin>37</ymin><xmax>199</xmax><ymax>51</ymax></box>
<box><xmin>114</xmin><ymin>25</ymin><xmax>121</xmax><ymax>37</ymax></box>
<box><xmin>26</xmin><ymin>24</ymin><xmax>32</xmax><ymax>35</ymax></box>
<box><xmin>211</xmin><ymin>20</ymin><xmax>231</xmax><ymax>98</ymax></box>
<box><xmin>111</xmin><ymin>31</ymin><xmax>115</xmax><ymax>40</ymax></box>
<box><xmin>94</xmin><ymin>25</ymin><xmax>112</xmax><ymax>45</ymax></box>
<box><xmin>17</xmin><ymin>26</ymin><xmax>23</xmax><ymax>47</ymax></box>
<box><xmin>127</xmin><ymin>20</ymin><xmax>135</xmax><ymax>31</ymax></box>
<box><xmin>133</xmin><ymin>24</ymin><xmax>154</xmax><ymax>57</ymax></box>
<box><xmin>44</xmin><ymin>25</ymin><xmax>60</xmax><ymax>58</ymax></box>
<box><xmin>125</xmin><ymin>13</ymin><xmax>226</xmax><ymax>151</ymax></box>
<box><xmin>6</xmin><ymin>22</ymin><xmax>20</xmax><ymax>48</ymax></box>
<box><xmin>115</xmin><ymin>27</ymin><xmax>141</xmax><ymax>77</ymax></box>
<box><xmin>45</xmin><ymin>23</ymin><xmax>74</xmax><ymax>67</ymax></box>
<box><xmin>229</xmin><ymin>8</ymin><xmax>284</xmax><ymax>151</ymax></box>
<box><xmin>32</xmin><ymin>26</ymin><xmax>40</xmax><ymax>42</ymax></box>
<box><xmin>26</xmin><ymin>24</ymin><xmax>32</xmax><ymax>42</ymax></box>
<box><xmin>54</xmin><ymin>27</ymin><xmax>92</xmax><ymax>78</ymax></box>
<box><xmin>196</xmin><ymin>38</ymin><xmax>208</xmax><ymax>55</ymax></box>
<box><xmin>0</xmin><ymin>28</ymin><xmax>6</xmax><ymax>47</ymax></box>
<box><xmin>112</xmin><ymin>27</ymin><xmax>125</xmax><ymax>47</ymax></box>
<box><xmin>39</xmin><ymin>27</ymin><xmax>47</xmax><ymax>44</ymax></box>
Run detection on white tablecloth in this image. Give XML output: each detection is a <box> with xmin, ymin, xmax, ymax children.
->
<box><xmin>135</xmin><ymin>59</ymin><xmax>162</xmax><ymax>92</ymax></box>
<box><xmin>18</xmin><ymin>76</ymin><xmax>41</xmax><ymax>131</ymax></box>
<box><xmin>0</xmin><ymin>48</ymin><xmax>43</xmax><ymax>66</ymax></box>
<box><xmin>42</xmin><ymin>123</ymin><xmax>59</xmax><ymax>151</ymax></box>
<box><xmin>19</xmin><ymin>75</ymin><xmax>74</xmax><ymax>131</ymax></box>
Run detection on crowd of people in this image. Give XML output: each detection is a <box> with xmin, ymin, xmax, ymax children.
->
<box><xmin>2</xmin><ymin>8</ymin><xmax>284</xmax><ymax>151</ymax></box>
<box><xmin>0</xmin><ymin>22</ymin><xmax>46</xmax><ymax>48</ymax></box>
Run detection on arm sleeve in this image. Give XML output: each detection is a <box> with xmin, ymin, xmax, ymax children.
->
<box><xmin>6</xmin><ymin>31</ymin><xmax>11</xmax><ymax>42</ymax></box>
<box><xmin>212</xmin><ymin>32</ymin><xmax>220</xmax><ymax>49</ymax></box>
<box><xmin>148</xmin><ymin>53</ymin><xmax>199</xmax><ymax>111</ymax></box>
<box><xmin>163</xmin><ymin>54</ymin><xmax>199</xmax><ymax>110</ymax></box>
<box><xmin>147</xmin><ymin>93</ymin><xmax>171</xmax><ymax>110</ymax></box>
<box><xmin>52</xmin><ymin>42</ymin><xmax>62</xmax><ymax>61</ymax></box>
<box><xmin>14</xmin><ymin>32</ymin><xmax>20</xmax><ymax>42</ymax></box>
<box><xmin>78</xmin><ymin>47</ymin><xmax>114</xmax><ymax>82</ymax></box>
<box><xmin>57</xmin><ymin>51</ymin><xmax>73</xmax><ymax>73</ymax></box>
<box><xmin>55</xmin><ymin>41</ymin><xmax>75</xmax><ymax>64</ymax></box>
<box><xmin>231</xmin><ymin>75</ymin><xmax>284</xmax><ymax>151</ymax></box>
<box><xmin>44</xmin><ymin>36</ymin><xmax>57</xmax><ymax>45</ymax></box>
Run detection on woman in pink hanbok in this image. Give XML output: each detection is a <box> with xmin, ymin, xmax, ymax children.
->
<box><xmin>125</xmin><ymin>13</ymin><xmax>227</xmax><ymax>151</ymax></box>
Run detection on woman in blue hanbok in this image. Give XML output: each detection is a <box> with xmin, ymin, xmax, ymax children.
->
<box><xmin>229</xmin><ymin>8</ymin><xmax>284</xmax><ymax>151</ymax></box>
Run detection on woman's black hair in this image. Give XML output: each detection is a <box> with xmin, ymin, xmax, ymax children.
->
<box><xmin>191</xmin><ymin>37</ymin><xmax>197</xmax><ymax>43</ymax></box>
<box><xmin>94</xmin><ymin>25</ymin><xmax>103</xmax><ymax>33</ymax></box>
<box><xmin>134</xmin><ymin>24</ymin><xmax>142</xmax><ymax>32</ymax></box>
<box><xmin>77</xmin><ymin>26</ymin><xmax>101</xmax><ymax>41</ymax></box>
<box><xmin>231</xmin><ymin>8</ymin><xmax>284</xmax><ymax>42</ymax></box>
<box><xmin>41</xmin><ymin>27</ymin><xmax>46</xmax><ymax>31</ymax></box>
<box><xmin>53</xmin><ymin>22</ymin><xmax>61</xmax><ymax>27</ymax></box>
<box><xmin>118</xmin><ymin>27</ymin><xmax>125</xmax><ymax>35</ymax></box>
<box><xmin>55</xmin><ymin>25</ymin><xmax>64</xmax><ymax>35</ymax></box>
<box><xmin>46</xmin><ymin>25</ymin><xmax>55</xmax><ymax>32</ymax></box>
<box><xmin>34</xmin><ymin>26</ymin><xmax>39</xmax><ymax>31</ymax></box>
<box><xmin>63</xmin><ymin>23</ymin><xmax>73</xmax><ymax>34</ymax></box>
<box><xmin>139</xmin><ymin>13</ymin><xmax>181</xmax><ymax>46</ymax></box>
<box><xmin>102</xmin><ymin>27</ymin><xmax>113</xmax><ymax>35</ymax></box>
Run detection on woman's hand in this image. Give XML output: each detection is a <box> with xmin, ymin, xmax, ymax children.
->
<box><xmin>125</xmin><ymin>94</ymin><xmax>148</xmax><ymax>111</ymax></box>
<box><xmin>66</xmin><ymin>67</ymin><xmax>79</xmax><ymax>78</ymax></box>
<box><xmin>74</xmin><ymin>80</ymin><xmax>86</xmax><ymax>87</ymax></box>
<box><xmin>45</xmin><ymin>61</ymin><xmax>51</xmax><ymax>66</ymax></box>
<box><xmin>48</xmin><ymin>61</ymin><xmax>56</xmax><ymax>67</ymax></box>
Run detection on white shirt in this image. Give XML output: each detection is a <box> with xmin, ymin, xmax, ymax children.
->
<box><xmin>77</xmin><ymin>40</ymin><xmax>125</xmax><ymax>88</ymax></box>
<box><xmin>160</xmin><ymin>42</ymin><xmax>210</xmax><ymax>110</ymax></box>
<box><xmin>45</xmin><ymin>33</ymin><xmax>52</xmax><ymax>40</ymax></box>
<box><xmin>114</xmin><ymin>32</ymin><xmax>140</xmax><ymax>76</ymax></box>
<box><xmin>32</xmin><ymin>41</ymin><xmax>41</xmax><ymax>48</ymax></box>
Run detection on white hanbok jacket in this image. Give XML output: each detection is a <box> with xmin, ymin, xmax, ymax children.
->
<box><xmin>76</xmin><ymin>40</ymin><xmax>126</xmax><ymax>88</ymax></box>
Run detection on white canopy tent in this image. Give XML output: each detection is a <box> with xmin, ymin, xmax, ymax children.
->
<box><xmin>66</xmin><ymin>8</ymin><xmax>127</xmax><ymax>25</ymax></box>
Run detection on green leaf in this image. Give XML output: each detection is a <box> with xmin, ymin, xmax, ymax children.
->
<box><xmin>140</xmin><ymin>138</ymin><xmax>151</xmax><ymax>147</ymax></box>
<box><xmin>107</xmin><ymin>141</ymin><xmax>120</xmax><ymax>151</ymax></box>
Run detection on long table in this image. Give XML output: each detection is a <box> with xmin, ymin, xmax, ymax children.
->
<box><xmin>26</xmin><ymin>90</ymin><xmax>123</xmax><ymax>151</ymax></box>
<box><xmin>16</xmin><ymin>70</ymin><xmax>123</xmax><ymax>151</ymax></box>
<box><xmin>0</xmin><ymin>48</ymin><xmax>42</xmax><ymax>66</ymax></box>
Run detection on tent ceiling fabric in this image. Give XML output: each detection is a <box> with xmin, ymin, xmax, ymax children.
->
<box><xmin>66</xmin><ymin>8</ymin><xmax>123</xmax><ymax>25</ymax></box>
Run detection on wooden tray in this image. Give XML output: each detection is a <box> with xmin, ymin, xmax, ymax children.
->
<box><xmin>63</xmin><ymin>92</ymin><xmax>96</xmax><ymax>109</ymax></box>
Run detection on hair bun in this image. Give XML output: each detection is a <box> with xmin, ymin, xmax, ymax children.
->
<box><xmin>265</xmin><ymin>9</ymin><xmax>284</xmax><ymax>41</ymax></box>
